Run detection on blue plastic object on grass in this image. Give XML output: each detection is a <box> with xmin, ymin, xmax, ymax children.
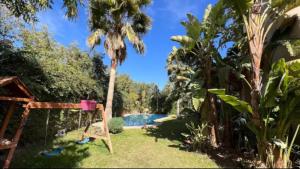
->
<box><xmin>40</xmin><ymin>147</ymin><xmax>64</xmax><ymax>157</ymax></box>
<box><xmin>76</xmin><ymin>137</ymin><xmax>90</xmax><ymax>145</ymax></box>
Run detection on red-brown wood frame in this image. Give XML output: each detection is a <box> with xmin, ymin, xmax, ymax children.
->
<box><xmin>0</xmin><ymin>77</ymin><xmax>112</xmax><ymax>169</ymax></box>
<box><xmin>1</xmin><ymin>101</ymin><xmax>112</xmax><ymax>169</ymax></box>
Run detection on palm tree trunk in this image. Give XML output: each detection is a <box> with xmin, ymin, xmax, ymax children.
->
<box><xmin>105</xmin><ymin>60</ymin><xmax>117</xmax><ymax>120</ymax></box>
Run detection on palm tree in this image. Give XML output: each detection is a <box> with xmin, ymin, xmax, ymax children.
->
<box><xmin>87</xmin><ymin>0</ymin><xmax>152</xmax><ymax>119</ymax></box>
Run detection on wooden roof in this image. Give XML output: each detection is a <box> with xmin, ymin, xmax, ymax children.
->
<box><xmin>0</xmin><ymin>76</ymin><xmax>34</xmax><ymax>99</ymax></box>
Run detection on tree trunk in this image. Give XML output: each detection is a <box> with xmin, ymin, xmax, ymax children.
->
<box><xmin>105</xmin><ymin>60</ymin><xmax>117</xmax><ymax>120</ymax></box>
<box><xmin>249</xmin><ymin>39</ymin><xmax>263</xmax><ymax>125</ymax></box>
<box><xmin>208</xmin><ymin>94</ymin><xmax>218</xmax><ymax>148</ymax></box>
<box><xmin>206</xmin><ymin>58</ymin><xmax>218</xmax><ymax>148</ymax></box>
<box><xmin>223</xmin><ymin>105</ymin><xmax>232</xmax><ymax>148</ymax></box>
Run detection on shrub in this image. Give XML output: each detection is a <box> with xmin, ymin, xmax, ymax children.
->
<box><xmin>181</xmin><ymin>122</ymin><xmax>208</xmax><ymax>152</ymax></box>
<box><xmin>108</xmin><ymin>117</ymin><xmax>124</xmax><ymax>134</ymax></box>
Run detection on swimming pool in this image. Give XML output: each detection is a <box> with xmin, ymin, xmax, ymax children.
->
<box><xmin>123</xmin><ymin>114</ymin><xmax>167</xmax><ymax>126</ymax></box>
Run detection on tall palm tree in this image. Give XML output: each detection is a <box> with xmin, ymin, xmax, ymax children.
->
<box><xmin>87</xmin><ymin>0</ymin><xmax>152</xmax><ymax>119</ymax></box>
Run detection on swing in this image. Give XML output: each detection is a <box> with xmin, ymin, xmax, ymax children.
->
<box><xmin>39</xmin><ymin>147</ymin><xmax>64</xmax><ymax>157</ymax></box>
<box><xmin>0</xmin><ymin>76</ymin><xmax>113</xmax><ymax>168</ymax></box>
<box><xmin>40</xmin><ymin>110</ymin><xmax>65</xmax><ymax>157</ymax></box>
<box><xmin>40</xmin><ymin>107</ymin><xmax>99</xmax><ymax>157</ymax></box>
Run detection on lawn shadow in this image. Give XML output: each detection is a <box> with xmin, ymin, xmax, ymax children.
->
<box><xmin>145</xmin><ymin>115</ymin><xmax>238</xmax><ymax>168</ymax></box>
<box><xmin>11</xmin><ymin>140</ymin><xmax>91</xmax><ymax>168</ymax></box>
<box><xmin>144</xmin><ymin>117</ymin><xmax>190</xmax><ymax>143</ymax></box>
<box><xmin>205</xmin><ymin>147</ymin><xmax>239</xmax><ymax>168</ymax></box>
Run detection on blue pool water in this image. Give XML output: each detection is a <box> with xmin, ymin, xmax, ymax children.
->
<box><xmin>123</xmin><ymin>114</ymin><xmax>167</xmax><ymax>126</ymax></box>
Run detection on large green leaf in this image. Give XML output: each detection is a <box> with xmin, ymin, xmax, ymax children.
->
<box><xmin>287</xmin><ymin>59</ymin><xmax>300</xmax><ymax>77</ymax></box>
<box><xmin>192</xmin><ymin>84</ymin><xmax>207</xmax><ymax>111</ymax></box>
<box><xmin>208</xmin><ymin>89</ymin><xmax>225</xmax><ymax>95</ymax></box>
<box><xmin>262</xmin><ymin>58</ymin><xmax>287</xmax><ymax>107</ymax></box>
<box><xmin>218</xmin><ymin>95</ymin><xmax>253</xmax><ymax>114</ymax></box>
<box><xmin>181</xmin><ymin>14</ymin><xmax>202</xmax><ymax>41</ymax></box>
<box><xmin>171</xmin><ymin>35</ymin><xmax>195</xmax><ymax>49</ymax></box>
<box><xmin>208</xmin><ymin>89</ymin><xmax>253</xmax><ymax>114</ymax></box>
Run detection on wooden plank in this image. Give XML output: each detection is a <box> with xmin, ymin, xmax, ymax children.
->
<box><xmin>27</xmin><ymin>102</ymin><xmax>104</xmax><ymax>110</ymax></box>
<box><xmin>0</xmin><ymin>76</ymin><xmax>35</xmax><ymax>99</ymax></box>
<box><xmin>0</xmin><ymin>77</ymin><xmax>17</xmax><ymax>87</ymax></box>
<box><xmin>0</xmin><ymin>102</ymin><xmax>16</xmax><ymax>139</ymax></box>
<box><xmin>0</xmin><ymin>142</ymin><xmax>17</xmax><ymax>150</ymax></box>
<box><xmin>0</xmin><ymin>96</ymin><xmax>32</xmax><ymax>102</ymax></box>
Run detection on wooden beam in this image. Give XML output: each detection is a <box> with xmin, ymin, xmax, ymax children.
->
<box><xmin>0</xmin><ymin>96</ymin><xmax>32</xmax><ymax>102</ymax></box>
<box><xmin>27</xmin><ymin>102</ymin><xmax>104</xmax><ymax>110</ymax></box>
<box><xmin>0</xmin><ymin>102</ymin><xmax>16</xmax><ymax>139</ymax></box>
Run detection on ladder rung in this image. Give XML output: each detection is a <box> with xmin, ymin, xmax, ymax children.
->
<box><xmin>0</xmin><ymin>139</ymin><xmax>17</xmax><ymax>150</ymax></box>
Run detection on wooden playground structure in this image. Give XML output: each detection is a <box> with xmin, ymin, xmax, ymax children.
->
<box><xmin>0</xmin><ymin>76</ymin><xmax>112</xmax><ymax>168</ymax></box>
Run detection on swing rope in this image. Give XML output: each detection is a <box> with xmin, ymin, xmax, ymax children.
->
<box><xmin>44</xmin><ymin>110</ymin><xmax>50</xmax><ymax>146</ymax></box>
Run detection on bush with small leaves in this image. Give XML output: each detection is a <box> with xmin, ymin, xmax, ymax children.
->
<box><xmin>108</xmin><ymin>117</ymin><xmax>124</xmax><ymax>134</ymax></box>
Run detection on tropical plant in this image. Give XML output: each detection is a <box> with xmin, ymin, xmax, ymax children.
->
<box><xmin>209</xmin><ymin>58</ymin><xmax>300</xmax><ymax>167</ymax></box>
<box><xmin>223</xmin><ymin>0</ymin><xmax>300</xmax><ymax>145</ymax></box>
<box><xmin>168</xmin><ymin>1</ymin><xmax>230</xmax><ymax>147</ymax></box>
<box><xmin>181</xmin><ymin>122</ymin><xmax>208</xmax><ymax>152</ymax></box>
<box><xmin>87</xmin><ymin>0</ymin><xmax>152</xmax><ymax>119</ymax></box>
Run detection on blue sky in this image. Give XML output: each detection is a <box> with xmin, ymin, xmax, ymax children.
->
<box><xmin>37</xmin><ymin>0</ymin><xmax>217</xmax><ymax>90</ymax></box>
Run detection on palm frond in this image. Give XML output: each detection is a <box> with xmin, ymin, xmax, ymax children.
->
<box><xmin>132</xmin><ymin>12</ymin><xmax>152</xmax><ymax>34</ymax></box>
<box><xmin>87</xmin><ymin>29</ymin><xmax>104</xmax><ymax>48</ymax></box>
<box><xmin>63</xmin><ymin>0</ymin><xmax>83</xmax><ymax>19</ymax></box>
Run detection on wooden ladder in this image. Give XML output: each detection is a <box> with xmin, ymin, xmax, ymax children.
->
<box><xmin>0</xmin><ymin>102</ymin><xmax>31</xmax><ymax>169</ymax></box>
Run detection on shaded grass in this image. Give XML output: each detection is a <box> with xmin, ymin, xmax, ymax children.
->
<box><xmin>11</xmin><ymin>119</ymin><xmax>219</xmax><ymax>168</ymax></box>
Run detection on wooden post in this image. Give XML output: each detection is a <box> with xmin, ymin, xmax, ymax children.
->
<box><xmin>0</xmin><ymin>102</ymin><xmax>16</xmax><ymax>139</ymax></box>
<box><xmin>3</xmin><ymin>106</ymin><xmax>30</xmax><ymax>169</ymax></box>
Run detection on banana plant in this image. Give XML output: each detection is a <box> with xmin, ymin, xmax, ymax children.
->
<box><xmin>167</xmin><ymin>1</ymin><xmax>230</xmax><ymax>147</ymax></box>
<box><xmin>223</xmin><ymin>0</ymin><xmax>300</xmax><ymax>133</ymax></box>
<box><xmin>209</xmin><ymin>58</ymin><xmax>300</xmax><ymax>167</ymax></box>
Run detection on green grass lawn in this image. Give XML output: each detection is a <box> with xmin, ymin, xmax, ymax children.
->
<box><xmin>12</xmin><ymin>118</ymin><xmax>220</xmax><ymax>168</ymax></box>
